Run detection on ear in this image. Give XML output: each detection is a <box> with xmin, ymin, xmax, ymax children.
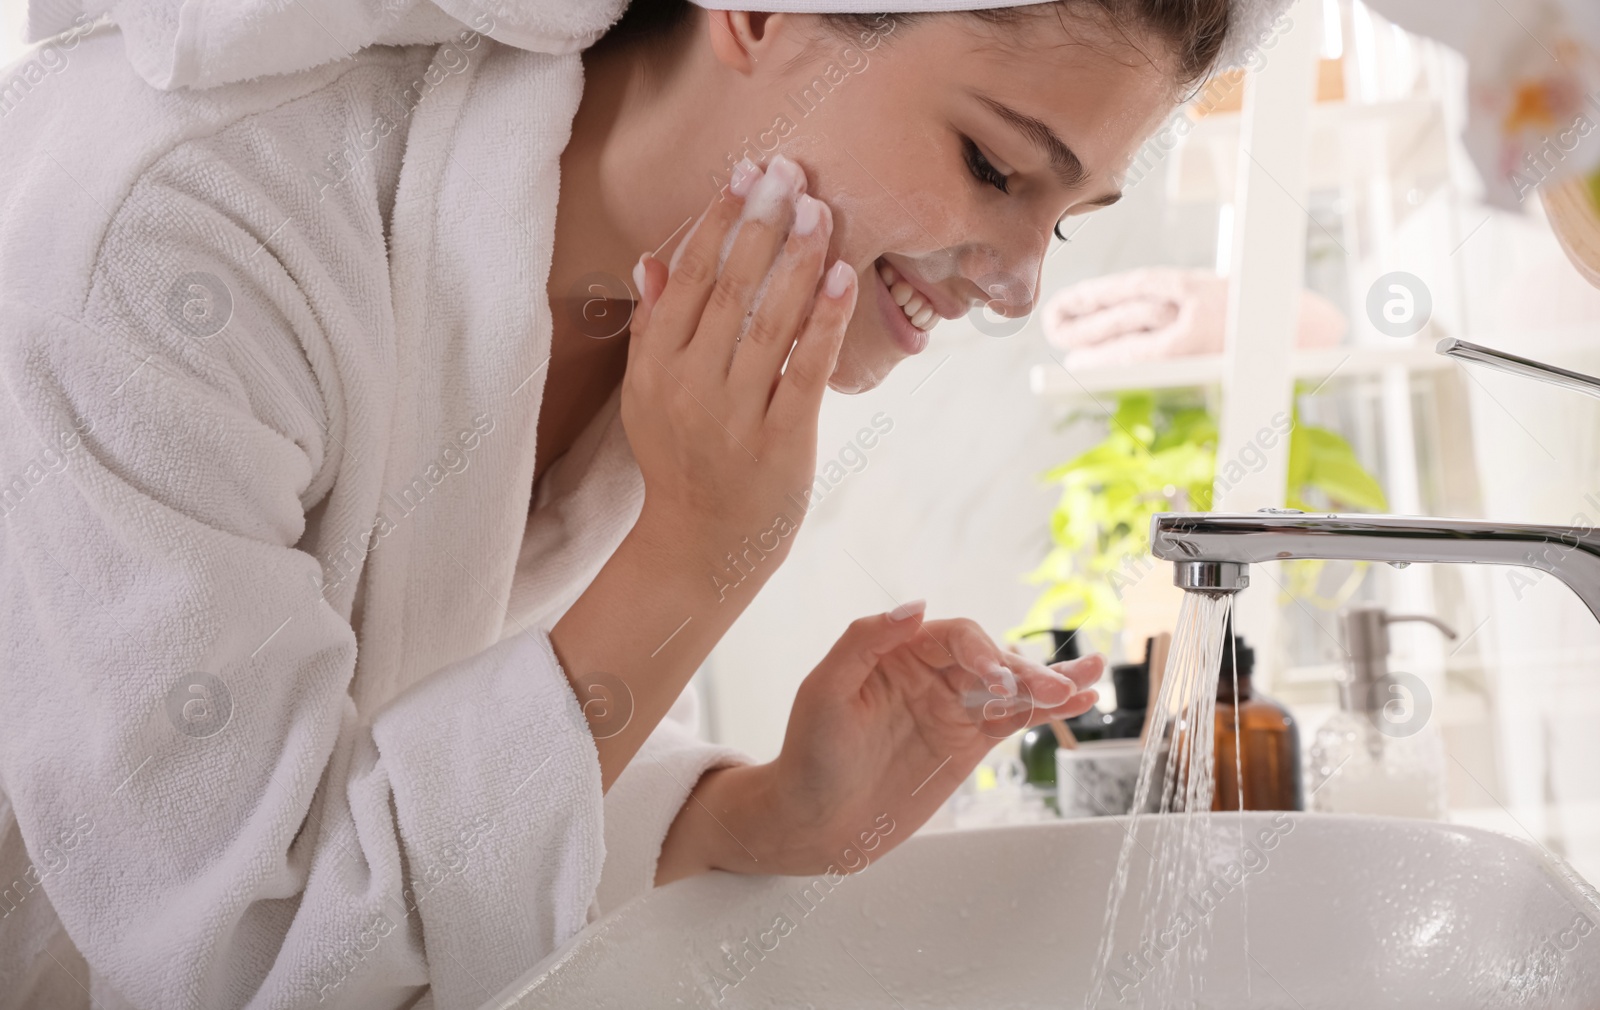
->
<box><xmin>705</xmin><ymin>11</ymin><xmax>791</xmax><ymax>75</ymax></box>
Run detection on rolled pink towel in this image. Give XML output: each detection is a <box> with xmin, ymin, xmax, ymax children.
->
<box><xmin>1042</xmin><ymin>267</ymin><xmax>1346</xmax><ymax>370</ymax></box>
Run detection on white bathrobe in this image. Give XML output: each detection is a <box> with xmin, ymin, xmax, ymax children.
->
<box><xmin>0</xmin><ymin>4</ymin><xmax>746</xmax><ymax>1008</ymax></box>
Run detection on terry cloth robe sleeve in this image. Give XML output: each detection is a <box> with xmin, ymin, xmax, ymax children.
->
<box><xmin>0</xmin><ymin>200</ymin><xmax>606</xmax><ymax>1010</ymax></box>
<box><xmin>593</xmin><ymin>691</ymin><xmax>751</xmax><ymax>918</ymax></box>
<box><xmin>504</xmin><ymin>389</ymin><xmax>754</xmax><ymax>923</ymax></box>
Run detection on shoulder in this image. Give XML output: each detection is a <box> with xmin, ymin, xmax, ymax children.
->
<box><xmin>0</xmin><ymin>26</ymin><xmax>431</xmax><ymax>323</ymax></box>
<box><xmin>0</xmin><ymin>31</ymin><xmax>444</xmax><ymax>492</ymax></box>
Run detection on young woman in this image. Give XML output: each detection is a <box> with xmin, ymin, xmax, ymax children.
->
<box><xmin>0</xmin><ymin>0</ymin><xmax>1243</xmax><ymax>1005</ymax></box>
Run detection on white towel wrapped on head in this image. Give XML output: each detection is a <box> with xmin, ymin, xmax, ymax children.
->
<box><xmin>25</xmin><ymin>0</ymin><xmax>1297</xmax><ymax>95</ymax></box>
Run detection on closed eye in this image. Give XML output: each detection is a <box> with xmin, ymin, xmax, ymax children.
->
<box><xmin>963</xmin><ymin>137</ymin><xmax>1009</xmax><ymax>195</ymax></box>
<box><xmin>1053</xmin><ymin>191</ymin><xmax>1122</xmax><ymax>241</ymax></box>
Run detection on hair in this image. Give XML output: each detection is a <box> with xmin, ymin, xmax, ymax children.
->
<box><xmin>597</xmin><ymin>1</ymin><xmax>1235</xmax><ymax>92</ymax></box>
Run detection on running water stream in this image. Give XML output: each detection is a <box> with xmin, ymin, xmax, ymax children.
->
<box><xmin>1084</xmin><ymin>590</ymin><xmax>1247</xmax><ymax>1008</ymax></box>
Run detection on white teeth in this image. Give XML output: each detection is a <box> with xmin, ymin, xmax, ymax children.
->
<box><xmin>876</xmin><ymin>260</ymin><xmax>937</xmax><ymax>333</ymax></box>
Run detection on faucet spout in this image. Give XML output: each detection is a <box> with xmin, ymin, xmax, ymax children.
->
<box><xmin>1150</xmin><ymin>511</ymin><xmax>1600</xmax><ymax>623</ymax></box>
<box><xmin>1172</xmin><ymin>560</ymin><xmax>1250</xmax><ymax>595</ymax></box>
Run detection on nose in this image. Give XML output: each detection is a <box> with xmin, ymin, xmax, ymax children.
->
<box><xmin>951</xmin><ymin>219</ymin><xmax>1049</xmax><ymax>321</ymax></box>
<box><xmin>940</xmin><ymin>225</ymin><xmax>1046</xmax><ymax>338</ymax></box>
<box><xmin>969</xmin><ymin>272</ymin><xmax>1036</xmax><ymax>318</ymax></box>
<box><xmin>953</xmin><ymin>253</ymin><xmax>1041</xmax><ymax>328</ymax></box>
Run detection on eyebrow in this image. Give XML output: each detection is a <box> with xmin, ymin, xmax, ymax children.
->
<box><xmin>974</xmin><ymin>92</ymin><xmax>1123</xmax><ymax>207</ymax></box>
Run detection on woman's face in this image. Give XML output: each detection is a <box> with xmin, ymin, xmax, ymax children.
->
<box><xmin>724</xmin><ymin>12</ymin><xmax>1181</xmax><ymax>392</ymax></box>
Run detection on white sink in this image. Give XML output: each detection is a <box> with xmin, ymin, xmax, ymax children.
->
<box><xmin>488</xmin><ymin>814</ymin><xmax>1600</xmax><ymax>1008</ymax></box>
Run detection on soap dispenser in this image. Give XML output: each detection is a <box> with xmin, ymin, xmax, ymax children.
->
<box><xmin>1308</xmin><ymin>605</ymin><xmax>1455</xmax><ymax>819</ymax></box>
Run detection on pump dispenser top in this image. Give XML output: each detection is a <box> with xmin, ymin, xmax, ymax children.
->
<box><xmin>1338</xmin><ymin>606</ymin><xmax>1456</xmax><ymax>714</ymax></box>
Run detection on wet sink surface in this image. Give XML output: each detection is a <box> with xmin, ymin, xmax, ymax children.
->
<box><xmin>487</xmin><ymin>814</ymin><xmax>1600</xmax><ymax>1009</ymax></box>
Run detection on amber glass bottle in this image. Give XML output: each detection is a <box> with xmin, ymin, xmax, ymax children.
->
<box><xmin>1212</xmin><ymin>634</ymin><xmax>1304</xmax><ymax>812</ymax></box>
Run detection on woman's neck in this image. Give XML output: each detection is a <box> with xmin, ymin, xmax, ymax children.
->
<box><xmin>550</xmin><ymin>33</ymin><xmax>725</xmax><ymax>308</ymax></box>
<box><xmin>535</xmin><ymin>32</ymin><xmax>725</xmax><ymax>489</ymax></box>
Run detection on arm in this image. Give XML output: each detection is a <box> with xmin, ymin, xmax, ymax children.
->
<box><xmin>549</xmin><ymin>157</ymin><xmax>855</xmax><ymax>792</ymax></box>
<box><xmin>653</xmin><ymin>609</ymin><xmax>1107</xmax><ymax>885</ymax></box>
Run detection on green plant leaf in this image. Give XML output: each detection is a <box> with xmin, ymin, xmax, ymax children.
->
<box><xmin>1286</xmin><ymin>423</ymin><xmax>1313</xmax><ymax>491</ymax></box>
<box><xmin>1024</xmin><ymin>387</ymin><xmax>1390</xmax><ymax>635</ymax></box>
<box><xmin>1310</xmin><ymin>453</ymin><xmax>1388</xmax><ymax>510</ymax></box>
<box><xmin>1299</xmin><ymin>425</ymin><xmax>1387</xmax><ymax>510</ymax></box>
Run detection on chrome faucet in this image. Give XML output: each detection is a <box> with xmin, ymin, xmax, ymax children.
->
<box><xmin>1435</xmin><ymin>337</ymin><xmax>1600</xmax><ymax>401</ymax></box>
<box><xmin>1149</xmin><ymin>338</ymin><xmax>1600</xmax><ymax>621</ymax></box>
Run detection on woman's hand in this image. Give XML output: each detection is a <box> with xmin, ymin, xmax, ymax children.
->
<box><xmin>656</xmin><ymin>602</ymin><xmax>1105</xmax><ymax>882</ymax></box>
<box><xmin>550</xmin><ymin>156</ymin><xmax>858</xmax><ymax>792</ymax></box>
<box><xmin>624</xmin><ymin>155</ymin><xmax>856</xmax><ymax>566</ymax></box>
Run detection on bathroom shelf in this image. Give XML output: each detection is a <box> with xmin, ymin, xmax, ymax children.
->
<box><xmin>1169</xmin><ymin>97</ymin><xmax>1450</xmax><ymax>205</ymax></box>
<box><xmin>1028</xmin><ymin>339</ymin><xmax>1453</xmax><ymax>398</ymax></box>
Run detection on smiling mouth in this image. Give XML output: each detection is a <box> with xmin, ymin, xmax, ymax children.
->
<box><xmin>873</xmin><ymin>258</ymin><xmax>942</xmax><ymax>332</ymax></box>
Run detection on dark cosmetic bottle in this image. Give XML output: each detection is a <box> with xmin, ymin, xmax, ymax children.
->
<box><xmin>1212</xmin><ymin>630</ymin><xmax>1304</xmax><ymax>812</ymax></box>
<box><xmin>1020</xmin><ymin>633</ymin><xmax>1154</xmax><ymax>786</ymax></box>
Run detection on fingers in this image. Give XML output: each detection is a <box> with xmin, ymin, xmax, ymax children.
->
<box><xmin>810</xmin><ymin>600</ymin><xmax>928</xmax><ymax>695</ymax></box>
<box><xmin>1035</xmin><ymin>688</ymin><xmax>1101</xmax><ymax>721</ymax></box>
<box><xmin>726</xmin><ymin>193</ymin><xmax>834</xmax><ymax>423</ymax></box>
<box><xmin>624</xmin><ymin>152</ymin><xmax>848</xmax><ymax>434</ymax></box>
<box><xmin>989</xmin><ymin>651</ymin><xmax>1106</xmax><ymax>713</ymax></box>
<box><xmin>683</xmin><ymin>157</ymin><xmax>805</xmax><ymax>377</ymax></box>
<box><xmin>626</xmin><ymin>253</ymin><xmax>669</xmax><ymax>371</ymax></box>
<box><xmin>631</xmin><ymin>254</ymin><xmax>667</xmax><ymax>330</ymax></box>
<box><xmin>641</xmin><ymin>183</ymin><xmax>747</xmax><ymax>355</ymax></box>
<box><xmin>905</xmin><ymin>620</ymin><xmax>1108</xmax><ymax>712</ymax></box>
<box><xmin>1002</xmin><ymin>653</ymin><xmax>1088</xmax><ymax>707</ymax></box>
<box><xmin>766</xmin><ymin>261</ymin><xmax>855</xmax><ymax>431</ymax></box>
<box><xmin>949</xmin><ymin>622</ymin><xmax>1008</xmax><ymax>680</ymax></box>
<box><xmin>908</xmin><ymin>619</ymin><xmax>988</xmax><ymax>671</ymax></box>
<box><xmin>1049</xmin><ymin>654</ymin><xmax>1106</xmax><ymax>692</ymax></box>
<box><xmin>905</xmin><ymin>618</ymin><xmax>1024</xmax><ymax>699</ymax></box>
<box><xmin>1014</xmin><ymin>654</ymin><xmax>1105</xmax><ymax>721</ymax></box>
<box><xmin>911</xmin><ymin>621</ymin><xmax>1101</xmax><ymax>675</ymax></box>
